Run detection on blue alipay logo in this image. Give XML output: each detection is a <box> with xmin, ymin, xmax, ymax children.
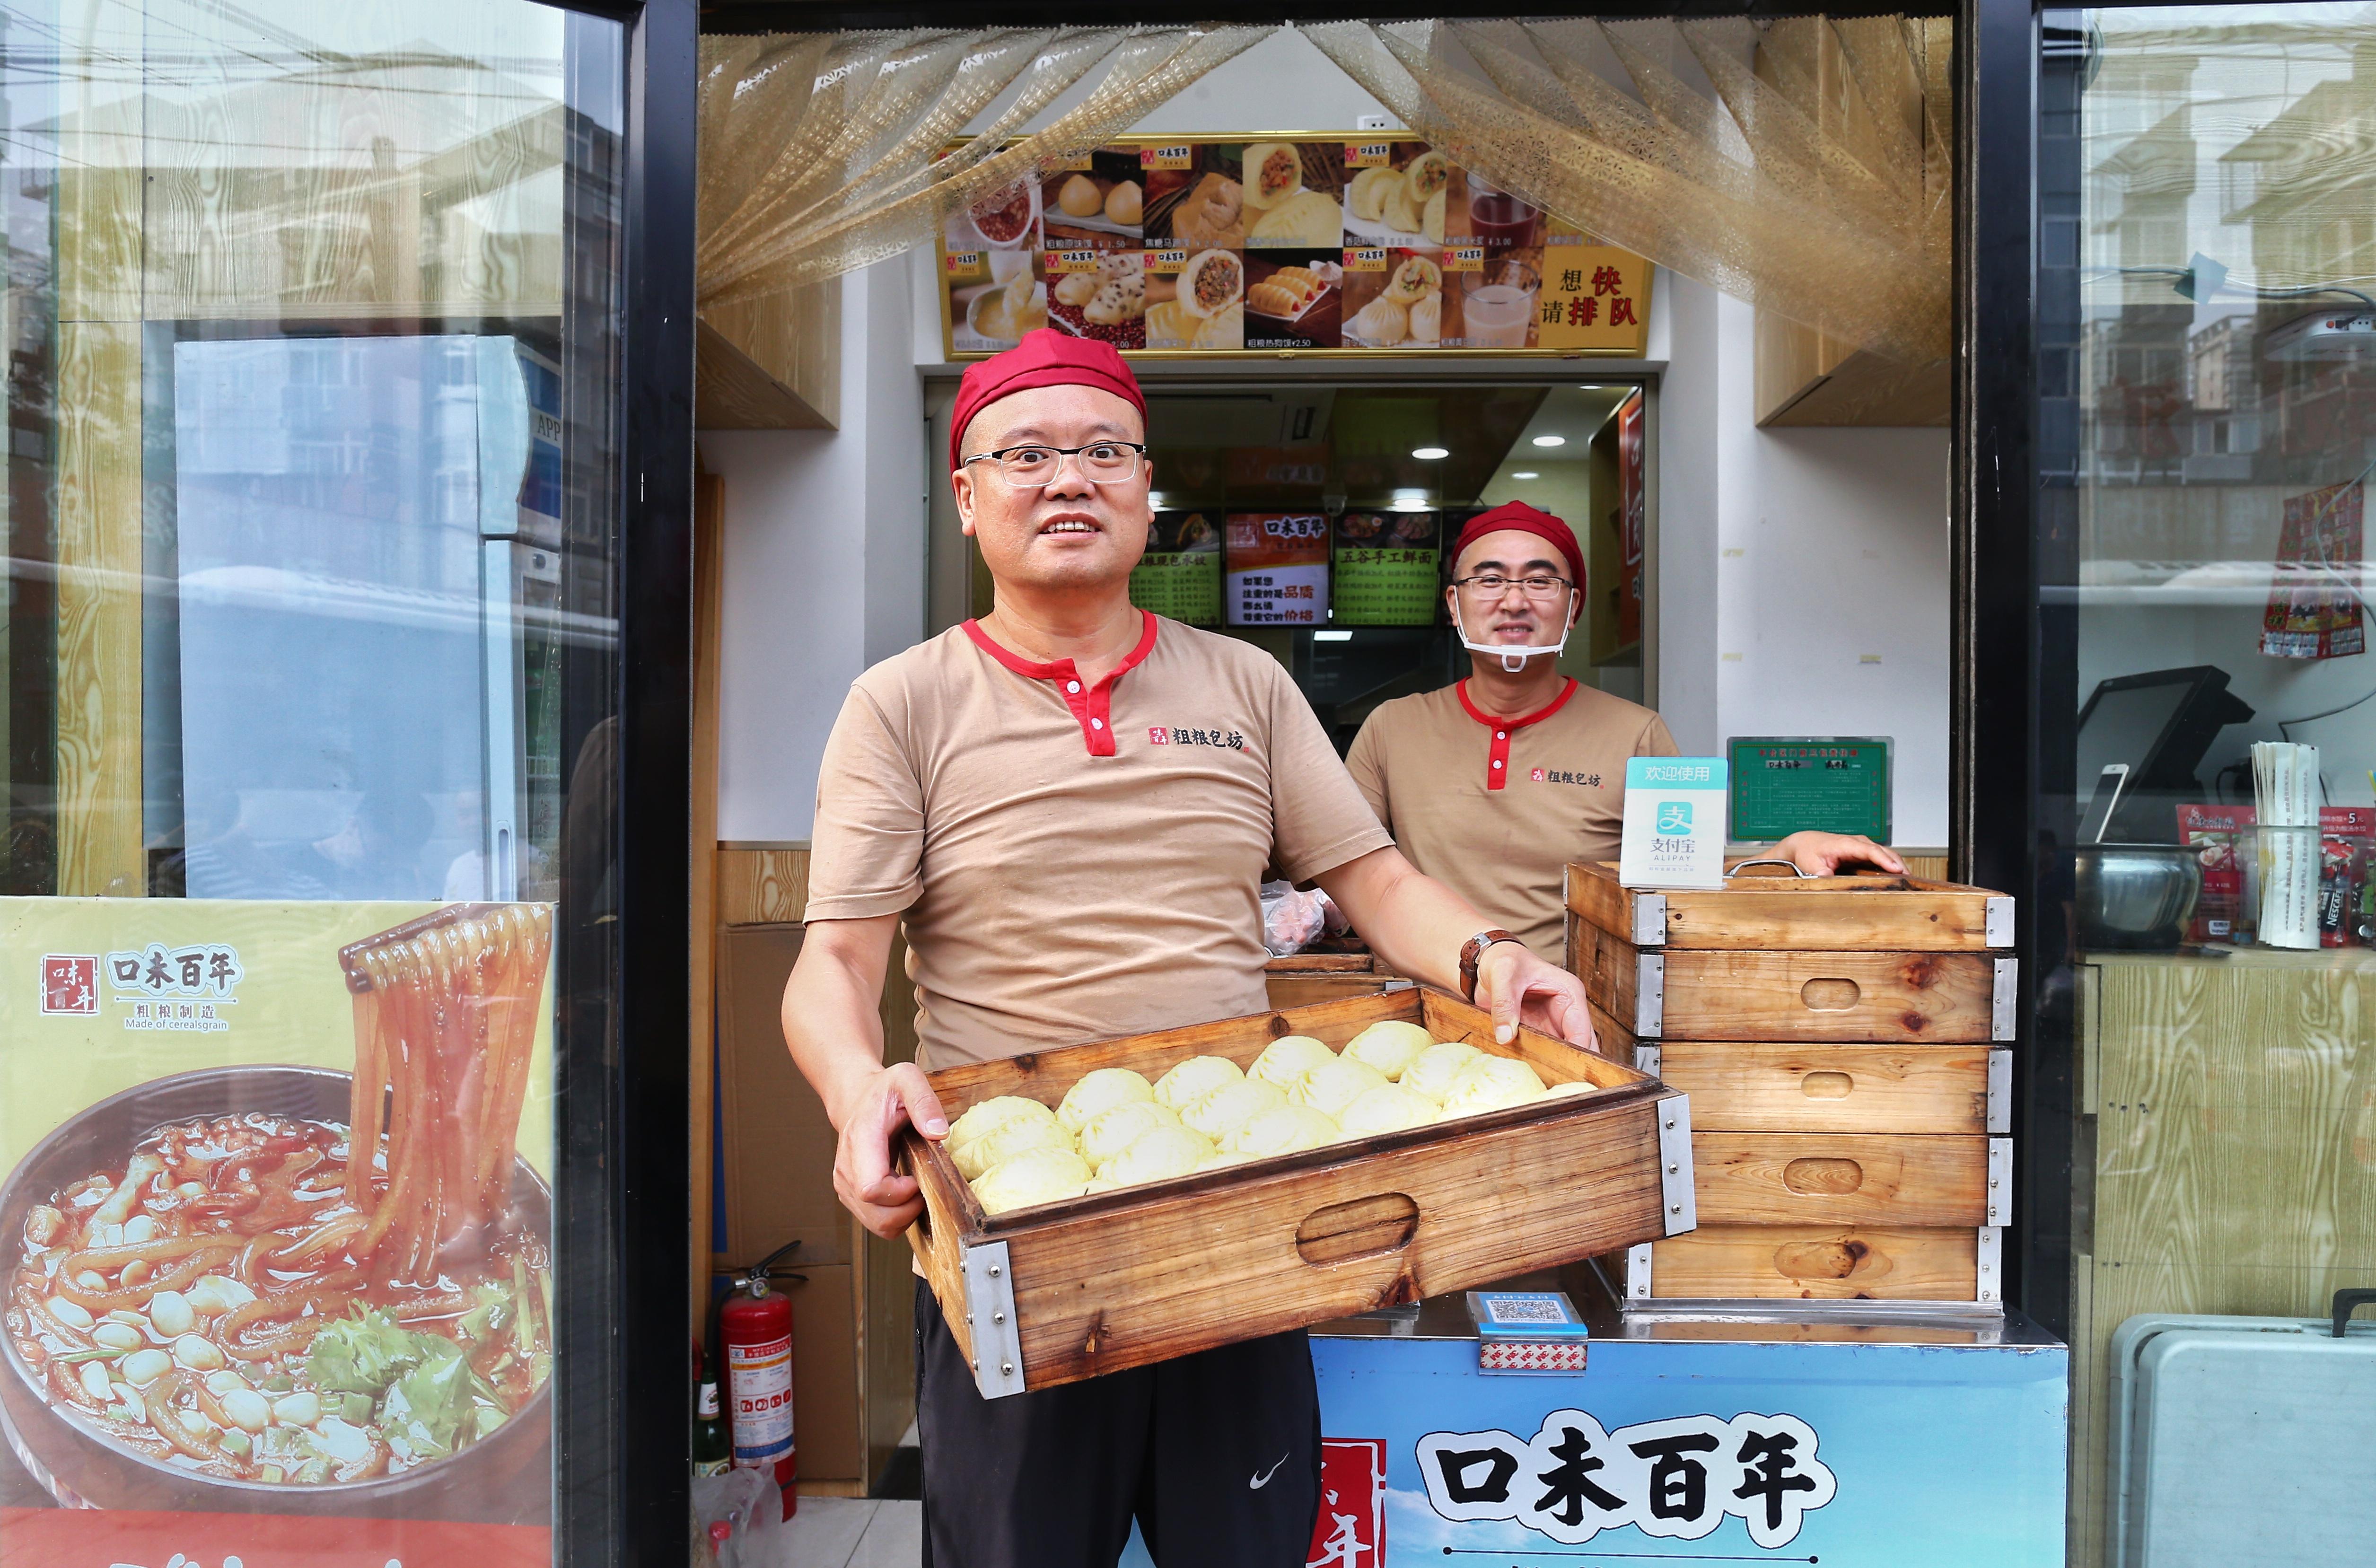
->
<box><xmin>1657</xmin><ymin>801</ymin><xmax>1693</xmax><ymax>834</ymax></box>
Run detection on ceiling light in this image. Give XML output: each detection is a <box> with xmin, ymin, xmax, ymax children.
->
<box><xmin>1314</xmin><ymin>630</ymin><xmax>1353</xmax><ymax>642</ymax></box>
<box><xmin>1412</xmin><ymin>445</ymin><xmax>1449</xmax><ymax>460</ymax></box>
<box><xmin>1390</xmin><ymin>487</ymin><xmax>1432</xmax><ymax>511</ymax></box>
<box><xmin>1531</xmin><ymin>434</ymin><xmax>1567</xmax><ymax>448</ymax></box>
<box><xmin>1513</xmin><ymin>471</ymin><xmax>1539</xmax><ymax>480</ymax></box>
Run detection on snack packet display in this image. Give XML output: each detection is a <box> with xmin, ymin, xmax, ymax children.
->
<box><xmin>2176</xmin><ymin>803</ymin><xmax>2254</xmax><ymax>944</ymax></box>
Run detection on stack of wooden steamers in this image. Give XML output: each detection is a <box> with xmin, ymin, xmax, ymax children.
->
<box><xmin>1565</xmin><ymin>861</ymin><xmax>2015</xmax><ymax>1310</ymax></box>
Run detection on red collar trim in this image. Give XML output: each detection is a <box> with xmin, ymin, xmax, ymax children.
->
<box><xmin>962</xmin><ymin>611</ymin><xmax>1159</xmax><ymax>757</ymax></box>
<box><xmin>1456</xmin><ymin>678</ymin><xmax>1578</xmax><ymax>792</ymax></box>
<box><xmin>1455</xmin><ymin>678</ymin><xmax>1579</xmax><ymax>731</ymax></box>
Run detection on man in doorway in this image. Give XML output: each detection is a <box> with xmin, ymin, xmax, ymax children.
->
<box><xmin>781</xmin><ymin>330</ymin><xmax>1596</xmax><ymax>1568</ymax></box>
<box><xmin>1348</xmin><ymin>500</ymin><xmax>1900</xmax><ymax>964</ymax></box>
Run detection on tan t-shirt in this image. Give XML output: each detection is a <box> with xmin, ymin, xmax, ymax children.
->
<box><xmin>1347</xmin><ymin>679</ymin><xmax>1678</xmax><ymax>960</ymax></box>
<box><xmin>809</xmin><ymin>612</ymin><xmax>1393</xmax><ymax>1070</ymax></box>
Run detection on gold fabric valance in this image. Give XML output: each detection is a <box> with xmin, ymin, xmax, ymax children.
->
<box><xmin>697</xmin><ymin>17</ymin><xmax>1948</xmax><ymax>361</ymax></box>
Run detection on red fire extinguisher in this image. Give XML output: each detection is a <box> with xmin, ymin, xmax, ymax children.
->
<box><xmin>714</xmin><ymin>1241</ymin><xmax>803</xmax><ymax>1521</ymax></box>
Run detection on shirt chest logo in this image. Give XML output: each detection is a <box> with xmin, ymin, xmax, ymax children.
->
<box><xmin>1530</xmin><ymin>767</ymin><xmax>1605</xmax><ymax>788</ymax></box>
<box><xmin>1149</xmin><ymin>726</ymin><xmax>1246</xmax><ymax>751</ymax></box>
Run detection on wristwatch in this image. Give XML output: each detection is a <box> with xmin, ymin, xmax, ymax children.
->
<box><xmin>1458</xmin><ymin>929</ymin><xmax>1522</xmax><ymax>1002</ymax></box>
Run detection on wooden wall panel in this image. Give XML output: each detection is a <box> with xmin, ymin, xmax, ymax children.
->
<box><xmin>2071</xmin><ymin>947</ymin><xmax>2376</xmax><ymax>1568</ymax></box>
<box><xmin>689</xmin><ymin>473</ymin><xmax>724</xmax><ymax>1338</ymax></box>
<box><xmin>696</xmin><ymin>279</ymin><xmax>841</xmax><ymax>431</ymax></box>
<box><xmin>718</xmin><ymin>844</ymin><xmax>809</xmax><ymax>925</ymax></box>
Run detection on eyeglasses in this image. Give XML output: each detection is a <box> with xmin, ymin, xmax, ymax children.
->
<box><xmin>1452</xmin><ymin>573</ymin><xmax>1574</xmax><ymax>600</ymax></box>
<box><xmin>960</xmin><ymin>441</ymin><xmax>1148</xmax><ymax>487</ymax></box>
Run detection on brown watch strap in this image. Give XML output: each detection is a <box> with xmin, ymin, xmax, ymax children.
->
<box><xmin>1459</xmin><ymin>929</ymin><xmax>1520</xmax><ymax>1001</ymax></box>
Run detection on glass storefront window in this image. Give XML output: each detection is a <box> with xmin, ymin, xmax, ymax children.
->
<box><xmin>2040</xmin><ymin>7</ymin><xmax>2376</xmax><ymax>1561</ymax></box>
<box><xmin>0</xmin><ymin>0</ymin><xmax>633</xmax><ymax>1556</ymax></box>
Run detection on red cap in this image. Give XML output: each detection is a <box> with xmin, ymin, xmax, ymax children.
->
<box><xmin>948</xmin><ymin>327</ymin><xmax>1147</xmax><ymax>473</ymax></box>
<box><xmin>1449</xmin><ymin>500</ymin><xmax>1587</xmax><ymax>594</ymax></box>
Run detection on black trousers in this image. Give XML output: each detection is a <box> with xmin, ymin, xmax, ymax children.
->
<box><xmin>914</xmin><ymin>1279</ymin><xmax>1321</xmax><ymax>1568</ymax></box>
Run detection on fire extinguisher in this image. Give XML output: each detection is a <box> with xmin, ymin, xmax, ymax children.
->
<box><xmin>713</xmin><ymin>1240</ymin><xmax>803</xmax><ymax>1522</ymax></box>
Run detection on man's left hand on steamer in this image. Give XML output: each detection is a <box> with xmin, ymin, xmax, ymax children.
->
<box><xmin>1316</xmin><ymin>845</ymin><xmax>1599</xmax><ymax>1055</ymax></box>
<box><xmin>1771</xmin><ymin>831</ymin><xmax>1905</xmax><ymax>877</ymax></box>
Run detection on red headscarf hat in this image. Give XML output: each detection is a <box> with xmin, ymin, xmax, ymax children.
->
<box><xmin>1448</xmin><ymin>500</ymin><xmax>1587</xmax><ymax>593</ymax></box>
<box><xmin>947</xmin><ymin>327</ymin><xmax>1148</xmax><ymax>473</ymax></box>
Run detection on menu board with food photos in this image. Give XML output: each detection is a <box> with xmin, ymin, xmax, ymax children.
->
<box><xmin>938</xmin><ymin>135</ymin><xmax>1653</xmax><ymax>359</ymax></box>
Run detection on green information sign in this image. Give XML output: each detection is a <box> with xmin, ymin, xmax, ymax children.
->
<box><xmin>1727</xmin><ymin>736</ymin><xmax>1893</xmax><ymax>844</ymax></box>
<box><xmin>1131</xmin><ymin>511</ymin><xmax>1224</xmax><ymax>625</ymax></box>
<box><xmin>1332</xmin><ymin>548</ymin><xmax>1440</xmax><ymax>625</ymax></box>
<box><xmin>1129</xmin><ymin>551</ymin><xmax>1221</xmax><ymax>625</ymax></box>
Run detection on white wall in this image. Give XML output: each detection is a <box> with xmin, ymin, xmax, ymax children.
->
<box><xmin>704</xmin><ymin>258</ymin><xmax>924</xmax><ymax>843</ymax></box>
<box><xmin>1658</xmin><ymin>288</ymin><xmax>1952</xmax><ymax>846</ymax></box>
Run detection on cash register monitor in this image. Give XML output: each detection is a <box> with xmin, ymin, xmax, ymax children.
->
<box><xmin>2076</xmin><ymin>665</ymin><xmax>2254</xmax><ymax>836</ymax></box>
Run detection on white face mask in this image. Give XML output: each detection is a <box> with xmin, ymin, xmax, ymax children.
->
<box><xmin>1450</xmin><ymin>596</ymin><xmax>1577</xmax><ymax>674</ymax></box>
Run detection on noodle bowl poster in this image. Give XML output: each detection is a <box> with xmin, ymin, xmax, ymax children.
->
<box><xmin>0</xmin><ymin>900</ymin><xmax>553</xmax><ymax>1186</ymax></box>
<box><xmin>0</xmin><ymin>898</ymin><xmax>559</xmax><ymax>1559</ymax></box>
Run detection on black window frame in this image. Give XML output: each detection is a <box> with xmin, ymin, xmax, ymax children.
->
<box><xmin>540</xmin><ymin>0</ymin><xmax>698</xmax><ymax>1560</ymax></box>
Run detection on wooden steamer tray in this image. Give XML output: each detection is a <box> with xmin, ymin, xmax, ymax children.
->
<box><xmin>900</xmin><ymin>986</ymin><xmax>1691</xmax><ymax>1398</ymax></box>
<box><xmin>1564</xmin><ymin>862</ymin><xmax>2014</xmax><ymax>1312</ymax></box>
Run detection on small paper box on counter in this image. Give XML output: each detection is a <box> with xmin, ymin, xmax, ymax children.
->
<box><xmin>898</xmin><ymin>986</ymin><xmax>1692</xmax><ymax>1398</ymax></box>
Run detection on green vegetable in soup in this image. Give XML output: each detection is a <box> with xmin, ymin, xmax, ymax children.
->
<box><xmin>379</xmin><ymin>1338</ymin><xmax>508</xmax><ymax>1462</ymax></box>
<box><xmin>306</xmin><ymin>1309</ymin><xmax>425</xmax><ymax>1395</ymax></box>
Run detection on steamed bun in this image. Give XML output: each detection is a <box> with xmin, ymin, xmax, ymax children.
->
<box><xmin>948</xmin><ymin>1095</ymin><xmax>1057</xmax><ymax>1156</ymax></box>
<box><xmin>1439</xmin><ymin>1055</ymin><xmax>1551</xmax><ymax>1118</ymax></box>
<box><xmin>954</xmin><ymin>1113</ymin><xmax>1074</xmax><ymax>1182</ymax></box>
<box><xmin>1249</xmin><ymin>1035</ymin><xmax>1337</xmax><ymax>1089</ymax></box>
<box><xmin>1059</xmin><ymin>1068</ymin><xmax>1155</xmax><ymax>1132</ymax></box>
<box><xmin>1058</xmin><ymin>173</ymin><xmax>1102</xmax><ymax>218</ymax></box>
<box><xmin>1401</xmin><ymin>1042</ymin><xmax>1485</xmax><ymax>1103</ymax></box>
<box><xmin>1227</xmin><ymin>1104</ymin><xmax>1344</xmax><ymax>1159</ymax></box>
<box><xmin>1154</xmin><ymin>1054</ymin><xmax>1244</xmax><ymax>1110</ymax></box>
<box><xmin>1338</xmin><ymin>1083</ymin><xmax>1442</xmax><ymax>1138</ymax></box>
<box><xmin>1292</xmin><ymin>1057</ymin><xmax>1390</xmax><ymax>1118</ymax></box>
<box><xmin>1099</xmin><ymin>1123</ymin><xmax>1215</xmax><ymax>1187</ymax></box>
<box><xmin>1341</xmin><ymin>1021</ymin><xmax>1434</xmax><ymax>1082</ymax></box>
<box><xmin>1181</xmin><ymin>1077</ymin><xmax>1287</xmax><ymax>1140</ymax></box>
<box><xmin>1079</xmin><ymin>1099</ymin><xmax>1183</xmax><ymax>1171</ymax></box>
<box><xmin>973</xmin><ymin>1146</ymin><xmax>1093</xmax><ymax>1214</ymax></box>
<box><xmin>1104</xmin><ymin>179</ymin><xmax>1142</xmax><ymax>225</ymax></box>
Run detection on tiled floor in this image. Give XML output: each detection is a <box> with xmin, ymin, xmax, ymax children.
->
<box><xmin>760</xmin><ymin>1496</ymin><xmax>921</xmax><ymax>1567</ymax></box>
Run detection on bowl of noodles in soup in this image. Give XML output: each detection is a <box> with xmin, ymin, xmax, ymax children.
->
<box><xmin>0</xmin><ymin>903</ymin><xmax>555</xmax><ymax>1518</ymax></box>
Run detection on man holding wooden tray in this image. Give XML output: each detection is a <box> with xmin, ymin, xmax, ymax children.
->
<box><xmin>1347</xmin><ymin>499</ymin><xmax>1903</xmax><ymax>962</ymax></box>
<box><xmin>782</xmin><ymin>329</ymin><xmax>1595</xmax><ymax>1568</ymax></box>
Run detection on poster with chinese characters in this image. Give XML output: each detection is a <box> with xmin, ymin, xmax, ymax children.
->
<box><xmin>1537</xmin><ymin>234</ymin><xmax>1654</xmax><ymax>354</ymax></box>
<box><xmin>0</xmin><ymin>898</ymin><xmax>558</xmax><ymax>1560</ymax></box>
<box><xmin>937</xmin><ymin>135</ymin><xmax>1651</xmax><ymax>359</ymax></box>
<box><xmin>1275</xmin><ymin>1328</ymin><xmax>2068</xmax><ymax>1568</ymax></box>
<box><xmin>1226</xmin><ymin>513</ymin><xmax>1330</xmax><ymax>626</ymax></box>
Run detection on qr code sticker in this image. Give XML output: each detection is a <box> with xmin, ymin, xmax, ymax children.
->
<box><xmin>1483</xmin><ymin>1296</ymin><xmax>1568</xmax><ymax>1324</ymax></box>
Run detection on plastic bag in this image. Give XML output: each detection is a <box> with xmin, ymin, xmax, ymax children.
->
<box><xmin>692</xmin><ymin>1466</ymin><xmax>788</xmax><ymax>1566</ymax></box>
<box><xmin>1261</xmin><ymin>879</ymin><xmax>1330</xmax><ymax>955</ymax></box>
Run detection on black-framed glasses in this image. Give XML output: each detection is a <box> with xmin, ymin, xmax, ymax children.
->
<box><xmin>1452</xmin><ymin>573</ymin><xmax>1573</xmax><ymax>599</ymax></box>
<box><xmin>960</xmin><ymin>441</ymin><xmax>1148</xmax><ymax>486</ymax></box>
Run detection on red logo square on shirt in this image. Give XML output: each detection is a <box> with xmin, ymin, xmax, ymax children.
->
<box><xmin>1148</xmin><ymin>727</ymin><xmax>1170</xmax><ymax>745</ymax></box>
<box><xmin>1530</xmin><ymin>767</ymin><xmax>1545</xmax><ymax>782</ymax></box>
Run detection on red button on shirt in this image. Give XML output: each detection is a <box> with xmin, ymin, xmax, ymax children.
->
<box><xmin>1456</xmin><ymin>678</ymin><xmax>1581</xmax><ymax>790</ymax></box>
<box><xmin>963</xmin><ymin>611</ymin><xmax>1159</xmax><ymax>757</ymax></box>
